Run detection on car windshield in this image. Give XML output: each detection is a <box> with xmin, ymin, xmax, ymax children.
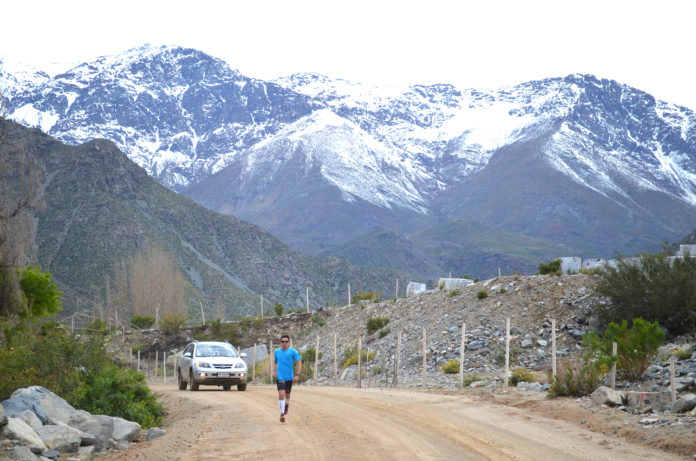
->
<box><xmin>195</xmin><ymin>344</ymin><xmax>238</xmax><ymax>358</ymax></box>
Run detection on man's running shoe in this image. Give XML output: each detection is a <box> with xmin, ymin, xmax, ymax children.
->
<box><xmin>280</xmin><ymin>414</ymin><xmax>286</xmax><ymax>423</ymax></box>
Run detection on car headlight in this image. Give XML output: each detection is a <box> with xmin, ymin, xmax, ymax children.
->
<box><xmin>195</xmin><ymin>362</ymin><xmax>212</xmax><ymax>369</ymax></box>
<box><xmin>235</xmin><ymin>362</ymin><xmax>246</xmax><ymax>369</ymax></box>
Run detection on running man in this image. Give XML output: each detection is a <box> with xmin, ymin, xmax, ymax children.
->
<box><xmin>272</xmin><ymin>334</ymin><xmax>302</xmax><ymax>423</ymax></box>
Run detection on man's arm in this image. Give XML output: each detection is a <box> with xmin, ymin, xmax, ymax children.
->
<box><xmin>272</xmin><ymin>352</ymin><xmax>277</xmax><ymax>378</ymax></box>
<box><xmin>294</xmin><ymin>360</ymin><xmax>302</xmax><ymax>382</ymax></box>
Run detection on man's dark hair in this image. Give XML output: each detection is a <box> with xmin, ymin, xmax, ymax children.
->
<box><xmin>281</xmin><ymin>334</ymin><xmax>290</xmax><ymax>341</ymax></box>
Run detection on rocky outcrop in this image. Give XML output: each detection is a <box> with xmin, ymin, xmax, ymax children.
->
<box><xmin>0</xmin><ymin>386</ymin><xmax>162</xmax><ymax>460</ymax></box>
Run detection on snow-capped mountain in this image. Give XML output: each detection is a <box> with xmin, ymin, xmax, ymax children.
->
<box><xmin>2</xmin><ymin>45</ymin><xmax>696</xmax><ymax>265</ymax></box>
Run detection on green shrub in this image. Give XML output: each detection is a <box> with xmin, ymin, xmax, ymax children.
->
<box><xmin>378</xmin><ymin>327</ymin><xmax>390</xmax><ymax>339</ymax></box>
<box><xmin>0</xmin><ymin>319</ymin><xmax>163</xmax><ymax>427</ymax></box>
<box><xmin>130</xmin><ymin>315</ymin><xmax>155</xmax><ymax>330</ymax></box>
<box><xmin>441</xmin><ymin>359</ymin><xmax>460</xmax><ymax>374</ymax></box>
<box><xmin>311</xmin><ymin>315</ymin><xmax>325</xmax><ymax>327</ymax></box>
<box><xmin>493</xmin><ymin>343</ymin><xmax>521</xmax><ymax>367</ymax></box>
<box><xmin>274</xmin><ymin>302</ymin><xmax>284</xmax><ymax>316</ymax></box>
<box><xmin>538</xmin><ymin>259</ymin><xmax>562</xmax><ymax>275</ymax></box>
<box><xmin>584</xmin><ymin>318</ymin><xmax>666</xmax><ymax>381</ymax></box>
<box><xmin>499</xmin><ymin>287</ymin><xmax>507</xmax><ymax>294</ymax></box>
<box><xmin>342</xmin><ymin>346</ymin><xmax>375</xmax><ymax>368</ymax></box>
<box><xmin>352</xmin><ymin>292</ymin><xmax>382</xmax><ymax>304</ymax></box>
<box><xmin>448</xmin><ymin>289</ymin><xmax>460</xmax><ymax>298</ymax></box>
<box><xmin>366</xmin><ymin>317</ymin><xmax>389</xmax><ymax>334</ymax></box>
<box><xmin>510</xmin><ymin>368</ymin><xmax>535</xmax><ymax>386</ymax></box>
<box><xmin>675</xmin><ymin>345</ymin><xmax>693</xmax><ymax>360</ymax></box>
<box><xmin>210</xmin><ymin>318</ymin><xmax>222</xmax><ymax>335</ymax></box>
<box><xmin>548</xmin><ymin>358</ymin><xmax>604</xmax><ymax>397</ymax></box>
<box><xmin>463</xmin><ymin>374</ymin><xmax>483</xmax><ymax>386</ymax></box>
<box><xmin>160</xmin><ymin>313</ymin><xmax>187</xmax><ymax>334</ymax></box>
<box><xmin>593</xmin><ymin>251</ymin><xmax>696</xmax><ymax>335</ymax></box>
<box><xmin>439</xmin><ymin>282</ymin><xmax>445</xmax><ymax>290</ymax></box>
<box><xmin>476</xmin><ymin>290</ymin><xmax>488</xmax><ymax>299</ymax></box>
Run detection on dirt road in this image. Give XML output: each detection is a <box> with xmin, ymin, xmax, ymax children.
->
<box><xmin>99</xmin><ymin>385</ymin><xmax>686</xmax><ymax>461</ymax></box>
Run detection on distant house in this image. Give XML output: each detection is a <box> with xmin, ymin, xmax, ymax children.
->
<box><xmin>438</xmin><ymin>277</ymin><xmax>474</xmax><ymax>290</ymax></box>
<box><xmin>406</xmin><ymin>281</ymin><xmax>428</xmax><ymax>297</ymax></box>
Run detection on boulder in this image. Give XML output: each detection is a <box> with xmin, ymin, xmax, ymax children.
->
<box><xmin>674</xmin><ymin>377</ymin><xmax>694</xmax><ymax>392</ymax></box>
<box><xmin>10</xmin><ymin>387</ymin><xmax>75</xmax><ymax>425</ymax></box>
<box><xmin>111</xmin><ymin>417</ymin><xmax>141</xmax><ymax>443</ymax></box>
<box><xmin>672</xmin><ymin>394</ymin><xmax>696</xmax><ymax>413</ymax></box>
<box><xmin>590</xmin><ymin>386</ymin><xmax>625</xmax><ymax>406</ymax></box>
<box><xmin>18</xmin><ymin>410</ymin><xmax>43</xmax><ymax>432</ymax></box>
<box><xmin>146</xmin><ymin>427</ymin><xmax>166</xmax><ymax>441</ymax></box>
<box><xmin>35</xmin><ymin>424</ymin><xmax>81</xmax><ymax>454</ymax></box>
<box><xmin>0</xmin><ymin>404</ymin><xmax>6</xmax><ymax>427</ymax></box>
<box><xmin>8</xmin><ymin>445</ymin><xmax>40</xmax><ymax>461</ymax></box>
<box><xmin>466</xmin><ymin>340</ymin><xmax>484</xmax><ymax>351</ymax></box>
<box><xmin>1</xmin><ymin>417</ymin><xmax>47</xmax><ymax>454</ymax></box>
<box><xmin>536</xmin><ymin>339</ymin><xmax>548</xmax><ymax>347</ymax></box>
<box><xmin>1</xmin><ymin>396</ymin><xmax>47</xmax><ymax>424</ymax></box>
<box><xmin>520</xmin><ymin>338</ymin><xmax>533</xmax><ymax>348</ymax></box>
<box><xmin>625</xmin><ymin>391</ymin><xmax>667</xmax><ymax>412</ymax></box>
<box><xmin>68</xmin><ymin>410</ymin><xmax>114</xmax><ymax>451</ymax></box>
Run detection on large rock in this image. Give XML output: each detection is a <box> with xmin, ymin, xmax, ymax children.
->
<box><xmin>625</xmin><ymin>391</ymin><xmax>667</xmax><ymax>412</ymax></box>
<box><xmin>111</xmin><ymin>417</ymin><xmax>141</xmax><ymax>443</ymax></box>
<box><xmin>1</xmin><ymin>417</ymin><xmax>47</xmax><ymax>454</ymax></box>
<box><xmin>10</xmin><ymin>387</ymin><xmax>75</xmax><ymax>425</ymax></box>
<box><xmin>68</xmin><ymin>410</ymin><xmax>114</xmax><ymax>451</ymax></box>
<box><xmin>590</xmin><ymin>386</ymin><xmax>625</xmax><ymax>406</ymax></box>
<box><xmin>1</xmin><ymin>396</ymin><xmax>47</xmax><ymax>424</ymax></box>
<box><xmin>35</xmin><ymin>424</ymin><xmax>81</xmax><ymax>454</ymax></box>
<box><xmin>672</xmin><ymin>394</ymin><xmax>696</xmax><ymax>413</ymax></box>
<box><xmin>18</xmin><ymin>410</ymin><xmax>43</xmax><ymax>432</ymax></box>
<box><xmin>7</xmin><ymin>445</ymin><xmax>40</xmax><ymax>461</ymax></box>
<box><xmin>0</xmin><ymin>404</ymin><xmax>6</xmax><ymax>427</ymax></box>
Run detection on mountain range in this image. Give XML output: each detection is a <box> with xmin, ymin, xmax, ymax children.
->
<box><xmin>2</xmin><ymin>44</ymin><xmax>696</xmax><ymax>279</ymax></box>
<box><xmin>0</xmin><ymin>121</ymin><xmax>405</xmax><ymax>317</ymax></box>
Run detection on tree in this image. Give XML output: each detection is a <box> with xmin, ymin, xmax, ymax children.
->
<box><xmin>0</xmin><ymin>92</ymin><xmax>44</xmax><ymax>317</ymax></box>
<box><xmin>19</xmin><ymin>265</ymin><xmax>62</xmax><ymax>320</ymax></box>
<box><xmin>593</xmin><ymin>251</ymin><xmax>696</xmax><ymax>335</ymax></box>
<box><xmin>274</xmin><ymin>302</ymin><xmax>284</xmax><ymax>316</ymax></box>
<box><xmin>119</xmin><ymin>245</ymin><xmax>188</xmax><ymax>326</ymax></box>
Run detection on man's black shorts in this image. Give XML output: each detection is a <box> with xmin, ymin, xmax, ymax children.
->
<box><xmin>276</xmin><ymin>379</ymin><xmax>293</xmax><ymax>393</ymax></box>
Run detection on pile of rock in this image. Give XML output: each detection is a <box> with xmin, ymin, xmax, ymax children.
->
<box><xmin>0</xmin><ymin>386</ymin><xmax>164</xmax><ymax>460</ymax></box>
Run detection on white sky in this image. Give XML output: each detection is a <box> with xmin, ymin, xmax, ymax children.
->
<box><xmin>2</xmin><ymin>0</ymin><xmax>695</xmax><ymax>110</ymax></box>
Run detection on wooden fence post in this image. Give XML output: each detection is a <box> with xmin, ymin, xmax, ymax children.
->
<box><xmin>261</xmin><ymin>295</ymin><xmax>264</xmax><ymax>319</ymax></box>
<box><xmin>670</xmin><ymin>356</ymin><xmax>677</xmax><ymax>404</ymax></box>
<box><xmin>393</xmin><ymin>330</ymin><xmax>401</xmax><ymax>387</ymax></box>
<box><xmin>348</xmin><ymin>283</ymin><xmax>351</xmax><ymax>307</ymax></box>
<box><xmin>611</xmin><ymin>342</ymin><xmax>618</xmax><ymax>390</ymax></box>
<box><xmin>252</xmin><ymin>343</ymin><xmax>257</xmax><ymax>383</ymax></box>
<box><xmin>163</xmin><ymin>351</ymin><xmax>167</xmax><ymax>382</ymax></box>
<box><xmin>314</xmin><ymin>335</ymin><xmax>320</xmax><ymax>385</ymax></box>
<box><xmin>551</xmin><ymin>319</ymin><xmax>557</xmax><ymax>378</ymax></box>
<box><xmin>333</xmin><ymin>333</ymin><xmax>337</xmax><ymax>385</ymax></box>
<box><xmin>306</xmin><ymin>288</ymin><xmax>310</xmax><ymax>314</ymax></box>
<box><xmin>504</xmin><ymin>318</ymin><xmax>510</xmax><ymax>387</ymax></box>
<box><xmin>422</xmin><ymin>327</ymin><xmax>427</xmax><ymax>386</ymax></box>
<box><xmin>137</xmin><ymin>350</ymin><xmax>141</xmax><ymax>373</ymax></box>
<box><xmin>269</xmin><ymin>341</ymin><xmax>273</xmax><ymax>383</ymax></box>
<box><xmin>459</xmin><ymin>323</ymin><xmax>466</xmax><ymax>389</ymax></box>
<box><xmin>395</xmin><ymin>278</ymin><xmax>399</xmax><ymax>300</ymax></box>
<box><xmin>357</xmin><ymin>336</ymin><xmax>362</xmax><ymax>389</ymax></box>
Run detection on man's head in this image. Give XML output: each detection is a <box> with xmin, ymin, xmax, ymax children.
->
<box><xmin>280</xmin><ymin>334</ymin><xmax>290</xmax><ymax>350</ymax></box>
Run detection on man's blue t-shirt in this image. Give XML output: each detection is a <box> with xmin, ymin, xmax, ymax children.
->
<box><xmin>274</xmin><ymin>348</ymin><xmax>302</xmax><ymax>381</ymax></box>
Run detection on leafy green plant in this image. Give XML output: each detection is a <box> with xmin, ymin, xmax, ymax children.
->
<box><xmin>499</xmin><ymin>288</ymin><xmax>507</xmax><ymax>294</ymax></box>
<box><xmin>352</xmin><ymin>292</ymin><xmax>382</xmax><ymax>304</ymax></box>
<box><xmin>476</xmin><ymin>290</ymin><xmax>488</xmax><ymax>299</ymax></box>
<box><xmin>274</xmin><ymin>302</ymin><xmax>284</xmax><ymax>316</ymax></box>
<box><xmin>593</xmin><ymin>251</ymin><xmax>696</xmax><ymax>335</ymax></box>
<box><xmin>378</xmin><ymin>327</ymin><xmax>390</xmax><ymax>339</ymax></box>
<box><xmin>439</xmin><ymin>282</ymin><xmax>445</xmax><ymax>290</ymax></box>
<box><xmin>160</xmin><ymin>313</ymin><xmax>187</xmax><ymax>334</ymax></box>
<box><xmin>675</xmin><ymin>345</ymin><xmax>693</xmax><ymax>360</ymax></box>
<box><xmin>493</xmin><ymin>343</ymin><xmax>521</xmax><ymax>367</ymax></box>
<box><xmin>510</xmin><ymin>368</ymin><xmax>535</xmax><ymax>386</ymax></box>
<box><xmin>441</xmin><ymin>359</ymin><xmax>460</xmax><ymax>374</ymax></box>
<box><xmin>342</xmin><ymin>346</ymin><xmax>375</xmax><ymax>368</ymax></box>
<box><xmin>366</xmin><ymin>317</ymin><xmax>389</xmax><ymax>334</ymax></box>
<box><xmin>463</xmin><ymin>374</ymin><xmax>483</xmax><ymax>386</ymax></box>
<box><xmin>538</xmin><ymin>259</ymin><xmax>562</xmax><ymax>275</ymax></box>
<box><xmin>448</xmin><ymin>289</ymin><xmax>460</xmax><ymax>298</ymax></box>
<box><xmin>19</xmin><ymin>266</ymin><xmax>62</xmax><ymax>320</ymax></box>
<box><xmin>130</xmin><ymin>315</ymin><xmax>155</xmax><ymax>330</ymax></box>
<box><xmin>548</xmin><ymin>358</ymin><xmax>604</xmax><ymax>397</ymax></box>
<box><xmin>584</xmin><ymin>318</ymin><xmax>666</xmax><ymax>381</ymax></box>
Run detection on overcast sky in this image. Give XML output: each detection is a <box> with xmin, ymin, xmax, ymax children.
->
<box><xmin>3</xmin><ymin>0</ymin><xmax>695</xmax><ymax>110</ymax></box>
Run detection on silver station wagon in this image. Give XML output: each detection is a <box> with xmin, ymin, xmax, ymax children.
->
<box><xmin>177</xmin><ymin>341</ymin><xmax>247</xmax><ymax>391</ymax></box>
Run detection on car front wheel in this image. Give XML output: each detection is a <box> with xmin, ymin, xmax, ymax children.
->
<box><xmin>177</xmin><ymin>369</ymin><xmax>187</xmax><ymax>390</ymax></box>
<box><xmin>237</xmin><ymin>383</ymin><xmax>247</xmax><ymax>391</ymax></box>
<box><xmin>189</xmin><ymin>371</ymin><xmax>199</xmax><ymax>391</ymax></box>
